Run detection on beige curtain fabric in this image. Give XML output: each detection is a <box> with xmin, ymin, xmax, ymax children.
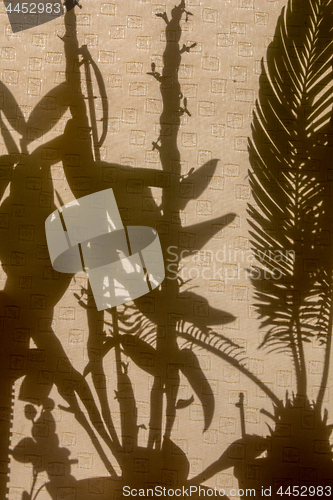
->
<box><xmin>1</xmin><ymin>1</ymin><xmax>332</xmax><ymax>499</ymax></box>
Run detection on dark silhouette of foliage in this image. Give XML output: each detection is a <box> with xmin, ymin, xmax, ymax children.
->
<box><xmin>238</xmin><ymin>0</ymin><xmax>333</xmax><ymax>495</ymax></box>
<box><xmin>248</xmin><ymin>0</ymin><xmax>333</xmax><ymax>399</ymax></box>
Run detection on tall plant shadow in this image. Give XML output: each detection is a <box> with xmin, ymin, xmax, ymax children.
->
<box><xmin>51</xmin><ymin>0</ymin><xmax>243</xmax><ymax>494</ymax></box>
<box><xmin>0</xmin><ymin>1</ymin><xmax>245</xmax><ymax>498</ymax></box>
<box><xmin>243</xmin><ymin>0</ymin><xmax>333</xmax><ymax>494</ymax></box>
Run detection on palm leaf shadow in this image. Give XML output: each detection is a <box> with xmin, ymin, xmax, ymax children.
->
<box><xmin>248</xmin><ymin>0</ymin><xmax>333</xmax><ymax>400</ymax></box>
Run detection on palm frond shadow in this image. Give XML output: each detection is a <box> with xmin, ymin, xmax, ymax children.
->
<box><xmin>248</xmin><ymin>0</ymin><xmax>333</xmax><ymax>401</ymax></box>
